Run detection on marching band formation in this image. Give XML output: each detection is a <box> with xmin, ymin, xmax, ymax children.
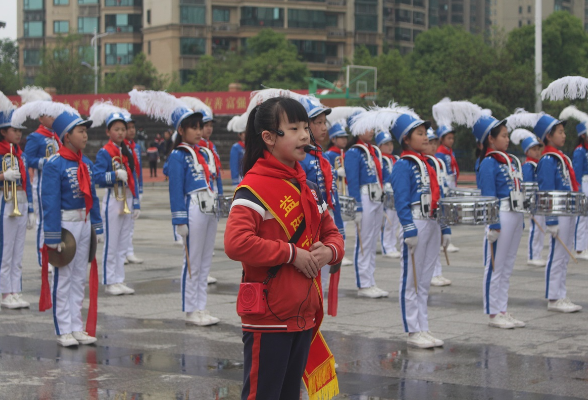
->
<box><xmin>3</xmin><ymin>76</ymin><xmax>588</xmax><ymax>398</ymax></box>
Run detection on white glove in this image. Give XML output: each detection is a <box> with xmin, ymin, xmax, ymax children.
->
<box><xmin>96</xmin><ymin>234</ymin><xmax>104</xmax><ymax>243</ymax></box>
<box><xmin>38</xmin><ymin>158</ymin><xmax>44</xmax><ymax>171</ymax></box>
<box><xmin>27</xmin><ymin>213</ymin><xmax>35</xmax><ymax>230</ymax></box>
<box><xmin>441</xmin><ymin>234</ymin><xmax>451</xmax><ymax>248</ymax></box>
<box><xmin>3</xmin><ymin>168</ymin><xmax>21</xmax><ymax>182</ymax></box>
<box><xmin>116</xmin><ymin>169</ymin><xmax>128</xmax><ymax>183</ymax></box>
<box><xmin>176</xmin><ymin>224</ymin><xmax>189</xmax><ymax>239</ymax></box>
<box><xmin>47</xmin><ymin>243</ymin><xmax>61</xmax><ymax>252</ymax></box>
<box><xmin>337</xmin><ymin>167</ymin><xmax>346</xmax><ymax>178</ymax></box>
<box><xmin>132</xmin><ymin>209</ymin><xmax>140</xmax><ymax>220</ymax></box>
<box><xmin>487</xmin><ymin>229</ymin><xmax>500</xmax><ymax>244</ymax></box>
<box><xmin>404</xmin><ymin>236</ymin><xmax>419</xmax><ymax>254</ymax></box>
<box><xmin>546</xmin><ymin>225</ymin><xmax>559</xmax><ymax>238</ymax></box>
<box><xmin>139</xmin><ymin>193</ymin><xmax>143</xmax><ymax>201</ymax></box>
<box><xmin>354</xmin><ymin>211</ymin><xmax>362</xmax><ymax>225</ymax></box>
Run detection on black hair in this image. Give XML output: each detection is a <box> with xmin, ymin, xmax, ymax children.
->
<box><xmin>149</xmin><ymin>142</ymin><xmax>157</xmax><ymax>148</ymax></box>
<box><xmin>542</xmin><ymin>122</ymin><xmax>564</xmax><ymax>146</ymax></box>
<box><xmin>400</xmin><ymin>129</ymin><xmax>417</xmax><ymax>151</ymax></box>
<box><xmin>345</xmin><ymin>135</ymin><xmax>359</xmax><ymax>151</ymax></box>
<box><xmin>107</xmin><ymin>119</ymin><xmax>127</xmax><ymax>131</ymax></box>
<box><xmin>173</xmin><ymin>113</ymin><xmax>204</xmax><ymax>148</ymax></box>
<box><xmin>120</xmin><ymin>141</ymin><xmax>135</xmax><ymax>173</ymax></box>
<box><xmin>241</xmin><ymin>97</ymin><xmax>309</xmax><ymax>175</ymax></box>
<box><xmin>479</xmin><ymin>123</ymin><xmax>507</xmax><ymax>161</ymax></box>
<box><xmin>578</xmin><ymin>134</ymin><xmax>586</xmax><ymax>147</ymax></box>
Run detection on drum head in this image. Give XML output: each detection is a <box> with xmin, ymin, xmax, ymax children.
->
<box><xmin>88</xmin><ymin>228</ymin><xmax>97</xmax><ymax>263</ymax></box>
<box><xmin>49</xmin><ymin>228</ymin><xmax>77</xmax><ymax>268</ymax></box>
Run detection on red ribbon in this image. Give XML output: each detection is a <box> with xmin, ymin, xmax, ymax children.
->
<box><xmin>58</xmin><ymin>146</ymin><xmax>93</xmax><ymax>218</ymax></box>
<box><xmin>357</xmin><ymin>139</ymin><xmax>383</xmax><ymax>188</ymax></box>
<box><xmin>525</xmin><ymin>156</ymin><xmax>539</xmax><ymax>164</ymax></box>
<box><xmin>36</xmin><ymin>125</ymin><xmax>63</xmax><ymax>148</ymax></box>
<box><xmin>104</xmin><ymin>141</ymin><xmax>136</xmax><ymax>197</ymax></box>
<box><xmin>124</xmin><ymin>139</ymin><xmax>141</xmax><ymax>174</ymax></box>
<box><xmin>401</xmin><ymin>150</ymin><xmax>440</xmax><ymax>214</ymax></box>
<box><xmin>199</xmin><ymin>138</ymin><xmax>222</xmax><ymax>171</ymax></box>
<box><xmin>383</xmin><ymin>153</ymin><xmax>397</xmax><ymax>165</ymax></box>
<box><xmin>179</xmin><ymin>144</ymin><xmax>211</xmax><ymax>186</ymax></box>
<box><xmin>327</xmin><ymin>146</ymin><xmax>343</xmax><ymax>156</ymax></box>
<box><xmin>436</xmin><ymin>145</ymin><xmax>459</xmax><ymax>180</ymax></box>
<box><xmin>543</xmin><ymin>145</ymin><xmax>579</xmax><ymax>192</ymax></box>
<box><xmin>486</xmin><ymin>149</ymin><xmax>522</xmax><ymax>192</ymax></box>
<box><xmin>238</xmin><ymin>140</ymin><xmax>245</xmax><ymax>149</ymax></box>
<box><xmin>39</xmin><ymin>245</ymin><xmax>52</xmax><ymax>311</ymax></box>
<box><xmin>86</xmin><ymin>257</ymin><xmax>99</xmax><ymax>337</ymax></box>
<box><xmin>327</xmin><ymin>270</ymin><xmax>340</xmax><ymax>316</ymax></box>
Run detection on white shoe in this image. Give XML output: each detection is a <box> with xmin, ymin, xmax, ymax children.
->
<box><xmin>341</xmin><ymin>257</ymin><xmax>353</xmax><ymax>266</ymax></box>
<box><xmin>174</xmin><ymin>239</ymin><xmax>184</xmax><ymax>247</ymax></box>
<box><xmin>422</xmin><ymin>331</ymin><xmax>444</xmax><ymax>347</ymax></box>
<box><xmin>446</xmin><ymin>243</ymin><xmax>459</xmax><ymax>253</ymax></box>
<box><xmin>527</xmin><ymin>258</ymin><xmax>546</xmax><ymax>267</ymax></box>
<box><xmin>186</xmin><ymin>310</ymin><xmax>220</xmax><ymax>326</ymax></box>
<box><xmin>72</xmin><ymin>331</ymin><xmax>97</xmax><ymax>345</ymax></box>
<box><xmin>548</xmin><ymin>298</ymin><xmax>582</xmax><ymax>313</ymax></box>
<box><xmin>207</xmin><ymin>275</ymin><xmax>217</xmax><ymax>285</ymax></box>
<box><xmin>575</xmin><ymin>250</ymin><xmax>588</xmax><ymax>261</ymax></box>
<box><xmin>431</xmin><ymin>275</ymin><xmax>451</xmax><ymax>287</ymax></box>
<box><xmin>105</xmin><ymin>284</ymin><xmax>124</xmax><ymax>296</ymax></box>
<box><xmin>1</xmin><ymin>294</ymin><xmax>20</xmax><ymax>309</ymax></box>
<box><xmin>383</xmin><ymin>251</ymin><xmax>401</xmax><ymax>259</ymax></box>
<box><xmin>117</xmin><ymin>283</ymin><xmax>135</xmax><ymax>295</ymax></box>
<box><xmin>358</xmin><ymin>286</ymin><xmax>386</xmax><ymax>299</ymax></box>
<box><xmin>13</xmin><ymin>293</ymin><xmax>30</xmax><ymax>308</ymax></box>
<box><xmin>488</xmin><ymin>313</ymin><xmax>515</xmax><ymax>329</ymax></box>
<box><xmin>407</xmin><ymin>332</ymin><xmax>435</xmax><ymax>349</ymax></box>
<box><xmin>504</xmin><ymin>312</ymin><xmax>526</xmax><ymax>328</ymax></box>
<box><xmin>373</xmin><ymin>286</ymin><xmax>389</xmax><ymax>297</ymax></box>
<box><xmin>57</xmin><ymin>333</ymin><xmax>79</xmax><ymax>347</ymax></box>
<box><xmin>126</xmin><ymin>254</ymin><xmax>143</xmax><ymax>264</ymax></box>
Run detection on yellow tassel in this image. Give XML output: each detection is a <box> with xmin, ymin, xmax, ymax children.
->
<box><xmin>306</xmin><ymin>357</ymin><xmax>339</xmax><ymax>400</ymax></box>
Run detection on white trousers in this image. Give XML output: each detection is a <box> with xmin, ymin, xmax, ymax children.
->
<box><xmin>446</xmin><ymin>175</ymin><xmax>457</xmax><ymax>189</ymax></box>
<box><xmin>354</xmin><ymin>193</ymin><xmax>384</xmax><ymax>288</ymax></box>
<box><xmin>483</xmin><ymin>211</ymin><xmax>524</xmax><ymax>315</ymax></box>
<box><xmin>126</xmin><ymin>219</ymin><xmax>136</xmax><ymax>256</ymax></box>
<box><xmin>0</xmin><ymin>191</ymin><xmax>28</xmax><ymax>294</ymax></box>
<box><xmin>102</xmin><ymin>188</ymin><xmax>133</xmax><ymax>285</ymax></box>
<box><xmin>399</xmin><ymin>219</ymin><xmax>439</xmax><ymax>333</ymax></box>
<box><xmin>545</xmin><ymin>216</ymin><xmax>575</xmax><ymax>300</ymax></box>
<box><xmin>381</xmin><ymin>208</ymin><xmax>399</xmax><ymax>255</ymax></box>
<box><xmin>433</xmin><ymin>226</ymin><xmax>443</xmax><ymax>277</ymax></box>
<box><xmin>529</xmin><ymin>215</ymin><xmax>546</xmax><ymax>260</ymax></box>
<box><xmin>181</xmin><ymin>202</ymin><xmax>218</xmax><ymax>312</ymax></box>
<box><xmin>32</xmin><ymin>170</ymin><xmax>44</xmax><ymax>266</ymax></box>
<box><xmin>575</xmin><ymin>181</ymin><xmax>588</xmax><ymax>251</ymax></box>
<box><xmin>52</xmin><ymin>219</ymin><xmax>91</xmax><ymax>335</ymax></box>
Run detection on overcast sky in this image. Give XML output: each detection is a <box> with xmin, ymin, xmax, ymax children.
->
<box><xmin>0</xmin><ymin>0</ymin><xmax>18</xmax><ymax>40</ymax></box>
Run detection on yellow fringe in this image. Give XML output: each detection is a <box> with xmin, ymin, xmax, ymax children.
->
<box><xmin>306</xmin><ymin>357</ymin><xmax>339</xmax><ymax>400</ymax></box>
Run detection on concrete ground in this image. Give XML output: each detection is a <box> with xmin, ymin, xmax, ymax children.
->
<box><xmin>1</xmin><ymin>184</ymin><xmax>588</xmax><ymax>399</ymax></box>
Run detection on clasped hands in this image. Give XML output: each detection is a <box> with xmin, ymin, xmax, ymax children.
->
<box><xmin>293</xmin><ymin>241</ymin><xmax>333</xmax><ymax>279</ymax></box>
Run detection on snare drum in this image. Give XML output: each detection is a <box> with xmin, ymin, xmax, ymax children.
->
<box><xmin>338</xmin><ymin>195</ymin><xmax>356</xmax><ymax>221</ymax></box>
<box><xmin>384</xmin><ymin>192</ymin><xmax>394</xmax><ymax>210</ymax></box>
<box><xmin>217</xmin><ymin>195</ymin><xmax>233</xmax><ymax>218</ymax></box>
<box><xmin>447</xmin><ymin>188</ymin><xmax>481</xmax><ymax>197</ymax></box>
<box><xmin>531</xmin><ymin>191</ymin><xmax>587</xmax><ymax>216</ymax></box>
<box><xmin>437</xmin><ymin>196</ymin><xmax>500</xmax><ymax>226</ymax></box>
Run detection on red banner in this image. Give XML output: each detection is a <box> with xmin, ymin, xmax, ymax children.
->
<box><xmin>7</xmin><ymin>90</ymin><xmax>309</xmax><ymax>117</ymax></box>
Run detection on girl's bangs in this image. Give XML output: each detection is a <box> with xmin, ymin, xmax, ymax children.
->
<box><xmin>275</xmin><ymin>98</ymin><xmax>309</xmax><ymax>127</ymax></box>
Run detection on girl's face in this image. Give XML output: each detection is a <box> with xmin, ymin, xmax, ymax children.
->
<box><xmin>262</xmin><ymin>114</ymin><xmax>310</xmax><ymax>168</ymax></box>
<box><xmin>309</xmin><ymin>113</ymin><xmax>328</xmax><ymax>144</ymax></box>
<box><xmin>333</xmin><ymin>136</ymin><xmax>348</xmax><ymax>149</ymax></box>
<box><xmin>39</xmin><ymin>115</ymin><xmax>55</xmax><ymax>130</ymax></box>
<box><xmin>238</xmin><ymin>131</ymin><xmax>246</xmax><ymax>143</ymax></box>
<box><xmin>403</xmin><ymin>125</ymin><xmax>428</xmax><ymax>153</ymax></box>
<box><xmin>107</xmin><ymin>121</ymin><xmax>127</xmax><ymax>145</ymax></box>
<box><xmin>547</xmin><ymin>124</ymin><xmax>566</xmax><ymax>148</ymax></box>
<box><xmin>203</xmin><ymin>121</ymin><xmax>213</xmax><ymax>140</ymax></box>
<box><xmin>1</xmin><ymin>127</ymin><xmax>22</xmax><ymax>145</ymax></box>
<box><xmin>424</xmin><ymin>140</ymin><xmax>436</xmax><ymax>156</ymax></box>
<box><xmin>441</xmin><ymin>132</ymin><xmax>455</xmax><ymax>148</ymax></box>
<box><xmin>526</xmin><ymin>144</ymin><xmax>543</xmax><ymax>160</ymax></box>
<box><xmin>179</xmin><ymin>124</ymin><xmax>203</xmax><ymax>146</ymax></box>
<box><xmin>66</xmin><ymin>125</ymin><xmax>88</xmax><ymax>151</ymax></box>
<box><xmin>126</xmin><ymin>122</ymin><xmax>136</xmax><ymax>141</ymax></box>
<box><xmin>379</xmin><ymin>141</ymin><xmax>394</xmax><ymax>155</ymax></box>
<box><xmin>429</xmin><ymin>138</ymin><xmax>439</xmax><ymax>151</ymax></box>
<box><xmin>358</xmin><ymin>130</ymin><xmax>374</xmax><ymax>143</ymax></box>
<box><xmin>488</xmin><ymin>125</ymin><xmax>509</xmax><ymax>152</ymax></box>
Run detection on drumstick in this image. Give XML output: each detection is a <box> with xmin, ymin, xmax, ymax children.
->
<box><xmin>531</xmin><ymin>216</ymin><xmax>545</xmax><ymax>234</ymax></box>
<box><xmin>411</xmin><ymin>251</ymin><xmax>418</xmax><ymax>295</ymax></box>
<box><xmin>356</xmin><ymin>223</ymin><xmax>364</xmax><ymax>255</ymax></box>
<box><xmin>443</xmin><ymin>246</ymin><xmax>450</xmax><ymax>266</ymax></box>
<box><xmin>183</xmin><ymin>238</ymin><xmax>192</xmax><ymax>278</ymax></box>
<box><xmin>555</xmin><ymin>234</ymin><xmax>578</xmax><ymax>264</ymax></box>
<box><xmin>490</xmin><ymin>242</ymin><xmax>495</xmax><ymax>272</ymax></box>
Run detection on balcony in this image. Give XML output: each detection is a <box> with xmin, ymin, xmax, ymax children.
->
<box><xmin>327</xmin><ymin>28</ymin><xmax>346</xmax><ymax>38</ymax></box>
<box><xmin>212</xmin><ymin>23</ymin><xmax>239</xmax><ymax>32</ymax></box>
<box><xmin>325</xmin><ymin>56</ymin><xmax>343</xmax><ymax>66</ymax></box>
<box><xmin>180</xmin><ymin>25</ymin><xmax>208</xmax><ymax>37</ymax></box>
<box><xmin>79</xmin><ymin>5</ymin><xmax>100</xmax><ymax>17</ymax></box>
<box><xmin>327</xmin><ymin>0</ymin><xmax>346</xmax><ymax>5</ymax></box>
<box><xmin>180</xmin><ymin>56</ymin><xmax>201</xmax><ymax>69</ymax></box>
<box><xmin>355</xmin><ymin>32</ymin><xmax>378</xmax><ymax>45</ymax></box>
<box><xmin>24</xmin><ymin>11</ymin><xmax>44</xmax><ymax>22</ymax></box>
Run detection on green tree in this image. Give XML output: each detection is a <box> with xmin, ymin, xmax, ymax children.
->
<box><xmin>102</xmin><ymin>53</ymin><xmax>166</xmax><ymax>93</ymax></box>
<box><xmin>0</xmin><ymin>39</ymin><xmax>21</xmax><ymax>95</ymax></box>
<box><xmin>187</xmin><ymin>54</ymin><xmax>240</xmax><ymax>92</ymax></box>
<box><xmin>35</xmin><ymin>34</ymin><xmax>93</xmax><ymax>94</ymax></box>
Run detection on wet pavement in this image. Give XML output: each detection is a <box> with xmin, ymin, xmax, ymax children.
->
<box><xmin>2</xmin><ymin>185</ymin><xmax>588</xmax><ymax>399</ymax></box>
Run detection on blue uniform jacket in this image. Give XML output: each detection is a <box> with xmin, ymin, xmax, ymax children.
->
<box><xmin>168</xmin><ymin>146</ymin><xmax>215</xmax><ymax>226</ymax></box>
<box><xmin>344</xmin><ymin>145</ymin><xmax>380</xmax><ymax>212</ymax></box>
<box><xmin>202</xmin><ymin>139</ymin><xmax>223</xmax><ymax>195</ymax></box>
<box><xmin>324</xmin><ymin>149</ymin><xmax>342</xmax><ymax>168</ymax></box>
<box><xmin>229</xmin><ymin>142</ymin><xmax>245</xmax><ymax>186</ymax></box>
<box><xmin>93</xmin><ymin>147</ymin><xmax>140</xmax><ymax>210</ymax></box>
<box><xmin>130</xmin><ymin>142</ymin><xmax>143</xmax><ymax>194</ymax></box>
<box><xmin>572</xmin><ymin>146</ymin><xmax>588</xmax><ymax>187</ymax></box>
<box><xmin>41</xmin><ymin>154</ymin><xmax>103</xmax><ymax>244</ymax></box>
<box><xmin>1</xmin><ymin>152</ymin><xmax>34</xmax><ymax>213</ymax></box>
<box><xmin>24</xmin><ymin>130</ymin><xmax>59</xmax><ymax>171</ymax></box>
<box><xmin>537</xmin><ymin>154</ymin><xmax>573</xmax><ymax>226</ymax></box>
<box><xmin>299</xmin><ymin>152</ymin><xmax>345</xmax><ymax>238</ymax></box>
<box><xmin>522</xmin><ymin>161</ymin><xmax>538</xmax><ymax>183</ymax></box>
<box><xmin>391</xmin><ymin>157</ymin><xmax>450</xmax><ymax>239</ymax></box>
<box><xmin>435</xmin><ymin>150</ymin><xmax>457</xmax><ymax>177</ymax></box>
<box><xmin>478</xmin><ymin>155</ymin><xmax>519</xmax><ymax>230</ymax></box>
<box><xmin>475</xmin><ymin>157</ymin><xmax>481</xmax><ymax>189</ymax></box>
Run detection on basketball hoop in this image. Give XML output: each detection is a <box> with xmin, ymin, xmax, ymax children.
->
<box><xmin>360</xmin><ymin>92</ymin><xmax>377</xmax><ymax>100</ymax></box>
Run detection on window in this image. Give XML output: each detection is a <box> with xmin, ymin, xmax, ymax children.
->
<box><xmin>180</xmin><ymin>6</ymin><xmax>206</xmax><ymax>24</ymax></box>
<box><xmin>395</xmin><ymin>0</ymin><xmax>411</xmax><ymax>4</ymax></box>
<box><xmin>291</xmin><ymin>40</ymin><xmax>326</xmax><ymax>62</ymax></box>
<box><xmin>24</xmin><ymin>0</ymin><xmax>43</xmax><ymax>10</ymax></box>
<box><xmin>213</xmin><ymin>8</ymin><xmax>230</xmax><ymax>22</ymax></box>
<box><xmin>356</xmin><ymin>15</ymin><xmax>377</xmax><ymax>31</ymax></box>
<box><xmin>519</xmin><ymin>6</ymin><xmax>522</xmax><ymax>14</ymax></box>
<box><xmin>452</xmin><ymin>4</ymin><xmax>464</xmax><ymax>12</ymax></box>
<box><xmin>519</xmin><ymin>20</ymin><xmax>522</xmax><ymax>27</ymax></box>
<box><xmin>212</xmin><ymin>38</ymin><xmax>232</xmax><ymax>54</ymax></box>
<box><xmin>326</xmin><ymin>14</ymin><xmax>338</xmax><ymax>26</ymax></box>
<box><xmin>54</xmin><ymin>0</ymin><xmax>69</xmax><ymax>5</ymax></box>
<box><xmin>23</xmin><ymin>49</ymin><xmax>41</xmax><ymax>65</ymax></box>
<box><xmin>326</xmin><ymin>43</ymin><xmax>338</xmax><ymax>57</ymax></box>
<box><xmin>413</xmin><ymin>0</ymin><xmax>424</xmax><ymax>7</ymax></box>
<box><xmin>528</xmin><ymin>5</ymin><xmax>532</xmax><ymax>13</ymax></box>
<box><xmin>53</xmin><ymin>20</ymin><xmax>69</xmax><ymax>34</ymax></box>
<box><xmin>288</xmin><ymin>9</ymin><xmax>326</xmax><ymax>29</ymax></box>
<box><xmin>147</xmin><ymin>10</ymin><xmax>151</xmax><ymax>24</ymax></box>
<box><xmin>451</xmin><ymin>14</ymin><xmax>463</xmax><ymax>23</ymax></box>
<box><xmin>105</xmin><ymin>0</ymin><xmax>142</xmax><ymax>5</ymax></box>
<box><xmin>78</xmin><ymin>17</ymin><xmax>99</xmax><ymax>33</ymax></box>
<box><xmin>180</xmin><ymin>69</ymin><xmax>195</xmax><ymax>85</ymax></box>
<box><xmin>105</xmin><ymin>43</ymin><xmax>141</xmax><ymax>65</ymax></box>
<box><xmin>395</xmin><ymin>27</ymin><xmax>411</xmax><ymax>41</ymax></box>
<box><xmin>78</xmin><ymin>0</ymin><xmax>98</xmax><ymax>4</ymax></box>
<box><xmin>396</xmin><ymin>9</ymin><xmax>411</xmax><ymax>23</ymax></box>
<box><xmin>78</xmin><ymin>45</ymin><xmax>94</xmax><ymax>63</ymax></box>
<box><xmin>105</xmin><ymin>14</ymin><xmax>142</xmax><ymax>32</ymax></box>
<box><xmin>24</xmin><ymin>21</ymin><xmax>43</xmax><ymax>37</ymax></box>
<box><xmin>180</xmin><ymin>38</ymin><xmax>206</xmax><ymax>55</ymax></box>
<box><xmin>413</xmin><ymin>11</ymin><xmax>425</xmax><ymax>25</ymax></box>
<box><xmin>528</xmin><ymin>20</ymin><xmax>531</xmax><ymax>24</ymax></box>
<box><xmin>241</xmin><ymin>7</ymin><xmax>284</xmax><ymax>27</ymax></box>
<box><xmin>147</xmin><ymin>40</ymin><xmax>151</xmax><ymax>55</ymax></box>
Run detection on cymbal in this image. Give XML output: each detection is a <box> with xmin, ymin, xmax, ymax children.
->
<box><xmin>49</xmin><ymin>228</ymin><xmax>76</xmax><ymax>268</ymax></box>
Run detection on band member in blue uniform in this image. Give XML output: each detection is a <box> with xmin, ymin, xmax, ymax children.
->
<box><xmin>123</xmin><ymin>114</ymin><xmax>143</xmax><ymax>265</ymax></box>
<box><xmin>228</xmin><ymin>115</ymin><xmax>246</xmax><ymax>189</ymax></box>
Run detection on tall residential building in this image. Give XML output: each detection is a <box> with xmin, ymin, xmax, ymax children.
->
<box><xmin>486</xmin><ymin>0</ymin><xmax>584</xmax><ymax>32</ymax></box>
<box><xmin>383</xmin><ymin>0</ymin><xmax>429</xmax><ymax>54</ymax></box>
<box><xmin>433</xmin><ymin>0</ymin><xmax>490</xmax><ymax>35</ymax></box>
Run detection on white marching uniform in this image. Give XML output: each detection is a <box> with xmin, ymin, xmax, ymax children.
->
<box><xmin>380</xmin><ymin>154</ymin><xmax>400</xmax><ymax>255</ymax></box>
<box><xmin>529</xmin><ymin>215</ymin><xmax>546</xmax><ymax>261</ymax></box>
<box><xmin>125</xmin><ymin>140</ymin><xmax>143</xmax><ymax>259</ymax></box>
<box><xmin>572</xmin><ymin>144</ymin><xmax>588</xmax><ymax>252</ymax></box>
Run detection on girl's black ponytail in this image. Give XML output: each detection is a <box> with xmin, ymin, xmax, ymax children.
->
<box><xmin>121</xmin><ymin>141</ymin><xmax>135</xmax><ymax>173</ymax></box>
<box><xmin>242</xmin><ymin>106</ymin><xmax>265</xmax><ymax>175</ymax></box>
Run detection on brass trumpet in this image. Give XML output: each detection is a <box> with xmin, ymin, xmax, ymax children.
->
<box><xmin>45</xmin><ymin>142</ymin><xmax>58</xmax><ymax>158</ymax></box>
<box><xmin>112</xmin><ymin>154</ymin><xmax>131</xmax><ymax>215</ymax></box>
<box><xmin>3</xmin><ymin>144</ymin><xmax>22</xmax><ymax>217</ymax></box>
<box><xmin>334</xmin><ymin>155</ymin><xmax>347</xmax><ymax>196</ymax></box>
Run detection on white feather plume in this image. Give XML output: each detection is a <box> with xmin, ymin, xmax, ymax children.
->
<box><xmin>11</xmin><ymin>101</ymin><xmax>79</xmax><ymax>127</ymax></box>
<box><xmin>326</xmin><ymin>107</ymin><xmax>366</xmax><ymax>127</ymax></box>
<box><xmin>129</xmin><ymin>89</ymin><xmax>190</xmax><ymax>125</ymax></box>
<box><xmin>245</xmin><ymin>88</ymin><xmax>304</xmax><ymax>115</ymax></box>
<box><xmin>505</xmin><ymin>109</ymin><xmax>543</xmax><ymax>131</ymax></box>
<box><xmin>179</xmin><ymin>96</ymin><xmax>212</xmax><ymax>117</ymax></box>
<box><xmin>541</xmin><ymin>76</ymin><xmax>588</xmax><ymax>101</ymax></box>
<box><xmin>227</xmin><ymin>115</ymin><xmax>247</xmax><ymax>133</ymax></box>
<box><xmin>350</xmin><ymin>107</ymin><xmax>406</xmax><ymax>137</ymax></box>
<box><xmin>0</xmin><ymin>91</ymin><xmax>16</xmax><ymax>114</ymax></box>
<box><xmin>559</xmin><ymin>105</ymin><xmax>588</xmax><ymax>123</ymax></box>
<box><xmin>89</xmin><ymin>101</ymin><xmax>129</xmax><ymax>128</ymax></box>
<box><xmin>432</xmin><ymin>98</ymin><xmax>491</xmax><ymax>128</ymax></box>
<box><xmin>510</xmin><ymin>128</ymin><xmax>535</xmax><ymax>145</ymax></box>
<box><xmin>17</xmin><ymin>86</ymin><xmax>52</xmax><ymax>103</ymax></box>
